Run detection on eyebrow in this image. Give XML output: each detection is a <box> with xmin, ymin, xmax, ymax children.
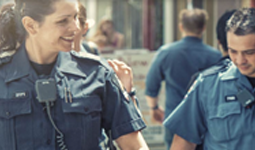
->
<box><xmin>228</xmin><ymin>47</ymin><xmax>255</xmax><ymax>52</ymax></box>
<box><xmin>57</xmin><ymin>15</ymin><xmax>72</xmax><ymax>19</ymax></box>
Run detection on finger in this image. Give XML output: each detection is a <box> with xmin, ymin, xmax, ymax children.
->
<box><xmin>112</xmin><ymin>59</ymin><xmax>126</xmax><ymax>66</ymax></box>
<box><xmin>107</xmin><ymin>59</ymin><xmax>119</xmax><ymax>72</ymax></box>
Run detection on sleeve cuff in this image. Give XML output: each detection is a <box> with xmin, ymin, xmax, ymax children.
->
<box><xmin>164</xmin><ymin>125</ymin><xmax>202</xmax><ymax>145</ymax></box>
<box><xmin>112</xmin><ymin>118</ymin><xmax>146</xmax><ymax>140</ymax></box>
<box><xmin>145</xmin><ymin>90</ymin><xmax>158</xmax><ymax>97</ymax></box>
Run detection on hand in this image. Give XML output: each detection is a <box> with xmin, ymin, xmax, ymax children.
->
<box><xmin>107</xmin><ymin>59</ymin><xmax>133</xmax><ymax>93</ymax></box>
<box><xmin>150</xmin><ymin>106</ymin><xmax>165</xmax><ymax>124</ymax></box>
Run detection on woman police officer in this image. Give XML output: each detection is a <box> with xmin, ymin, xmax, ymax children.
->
<box><xmin>0</xmin><ymin>0</ymin><xmax>148</xmax><ymax>150</ymax></box>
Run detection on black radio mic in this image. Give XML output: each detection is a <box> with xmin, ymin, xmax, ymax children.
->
<box><xmin>35</xmin><ymin>78</ymin><xmax>68</xmax><ymax>150</ymax></box>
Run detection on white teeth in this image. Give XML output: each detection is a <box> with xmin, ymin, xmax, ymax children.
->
<box><xmin>62</xmin><ymin>36</ymin><xmax>74</xmax><ymax>40</ymax></box>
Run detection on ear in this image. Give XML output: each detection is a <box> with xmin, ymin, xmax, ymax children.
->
<box><xmin>22</xmin><ymin>16</ymin><xmax>39</xmax><ymax>35</ymax></box>
<box><xmin>217</xmin><ymin>40</ymin><xmax>221</xmax><ymax>45</ymax></box>
<box><xmin>178</xmin><ymin>23</ymin><xmax>183</xmax><ymax>32</ymax></box>
<box><xmin>82</xmin><ymin>22</ymin><xmax>89</xmax><ymax>35</ymax></box>
<box><xmin>202</xmin><ymin>25</ymin><xmax>206</xmax><ymax>32</ymax></box>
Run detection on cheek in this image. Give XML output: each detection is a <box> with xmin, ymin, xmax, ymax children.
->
<box><xmin>228</xmin><ymin>53</ymin><xmax>235</xmax><ymax>62</ymax></box>
<box><xmin>247</xmin><ymin>56</ymin><xmax>255</xmax><ymax>64</ymax></box>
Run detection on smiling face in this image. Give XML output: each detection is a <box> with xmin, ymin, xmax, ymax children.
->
<box><xmin>33</xmin><ymin>0</ymin><xmax>79</xmax><ymax>53</ymax></box>
<box><xmin>228</xmin><ymin>31</ymin><xmax>255</xmax><ymax>77</ymax></box>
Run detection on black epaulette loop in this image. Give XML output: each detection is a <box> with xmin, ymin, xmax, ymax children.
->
<box><xmin>0</xmin><ymin>56</ymin><xmax>12</xmax><ymax>66</ymax></box>
<box><xmin>202</xmin><ymin>58</ymin><xmax>231</xmax><ymax>77</ymax></box>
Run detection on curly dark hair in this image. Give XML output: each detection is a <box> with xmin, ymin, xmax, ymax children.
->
<box><xmin>226</xmin><ymin>8</ymin><xmax>255</xmax><ymax>36</ymax></box>
<box><xmin>0</xmin><ymin>0</ymin><xmax>59</xmax><ymax>55</ymax></box>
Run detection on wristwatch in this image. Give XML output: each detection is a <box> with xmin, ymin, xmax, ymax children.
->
<box><xmin>151</xmin><ymin>104</ymin><xmax>159</xmax><ymax>110</ymax></box>
<box><xmin>128</xmin><ymin>87</ymin><xmax>136</xmax><ymax>97</ymax></box>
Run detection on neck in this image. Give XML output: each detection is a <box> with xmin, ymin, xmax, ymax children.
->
<box><xmin>25</xmin><ymin>38</ymin><xmax>58</xmax><ymax>64</ymax></box>
<box><xmin>182</xmin><ymin>32</ymin><xmax>202</xmax><ymax>38</ymax></box>
<box><xmin>73</xmin><ymin>35</ymin><xmax>82</xmax><ymax>52</ymax></box>
<box><xmin>74</xmin><ymin>40</ymin><xmax>81</xmax><ymax>52</ymax></box>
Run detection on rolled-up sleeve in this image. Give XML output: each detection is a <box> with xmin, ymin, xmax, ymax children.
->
<box><xmin>102</xmin><ymin>70</ymin><xmax>146</xmax><ymax>140</ymax></box>
<box><xmin>163</xmin><ymin>76</ymin><xmax>206</xmax><ymax>144</ymax></box>
<box><xmin>145</xmin><ymin>50</ymin><xmax>167</xmax><ymax>97</ymax></box>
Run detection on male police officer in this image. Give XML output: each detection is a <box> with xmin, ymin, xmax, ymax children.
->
<box><xmin>164</xmin><ymin>8</ymin><xmax>255</xmax><ymax>150</ymax></box>
<box><xmin>145</xmin><ymin>8</ymin><xmax>221</xmax><ymax>150</ymax></box>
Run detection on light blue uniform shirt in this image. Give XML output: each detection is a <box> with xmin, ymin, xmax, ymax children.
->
<box><xmin>145</xmin><ymin>36</ymin><xmax>221</xmax><ymax>118</ymax></box>
<box><xmin>164</xmin><ymin>62</ymin><xmax>255</xmax><ymax>150</ymax></box>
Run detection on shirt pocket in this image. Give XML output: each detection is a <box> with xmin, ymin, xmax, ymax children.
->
<box><xmin>207</xmin><ymin>102</ymin><xmax>241</xmax><ymax>142</ymax></box>
<box><xmin>61</xmin><ymin>95</ymin><xmax>102</xmax><ymax>150</ymax></box>
<box><xmin>0</xmin><ymin>98</ymin><xmax>32</xmax><ymax>150</ymax></box>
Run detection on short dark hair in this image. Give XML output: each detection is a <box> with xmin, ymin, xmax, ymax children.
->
<box><xmin>179</xmin><ymin>8</ymin><xmax>208</xmax><ymax>35</ymax></box>
<box><xmin>226</xmin><ymin>8</ymin><xmax>255</xmax><ymax>36</ymax></box>
<box><xmin>216</xmin><ymin>10</ymin><xmax>236</xmax><ymax>52</ymax></box>
<box><xmin>78</xmin><ymin>2</ymin><xmax>87</xmax><ymax>27</ymax></box>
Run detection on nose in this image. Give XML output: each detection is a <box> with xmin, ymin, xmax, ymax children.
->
<box><xmin>235</xmin><ymin>53</ymin><xmax>247</xmax><ymax>65</ymax></box>
<box><xmin>69</xmin><ymin>18</ymin><xmax>80</xmax><ymax>33</ymax></box>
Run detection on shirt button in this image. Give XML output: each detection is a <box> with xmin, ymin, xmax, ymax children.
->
<box><xmin>6</xmin><ymin>112</ymin><xmax>10</xmax><ymax>116</ymax></box>
<box><xmin>46</xmin><ymin>139</ymin><xmax>51</xmax><ymax>145</ymax></box>
<box><xmin>84</xmin><ymin>107</ymin><xmax>89</xmax><ymax>112</ymax></box>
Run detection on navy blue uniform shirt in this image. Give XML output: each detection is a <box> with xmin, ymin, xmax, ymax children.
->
<box><xmin>145</xmin><ymin>36</ymin><xmax>221</xmax><ymax>117</ymax></box>
<box><xmin>0</xmin><ymin>44</ymin><xmax>145</xmax><ymax>150</ymax></box>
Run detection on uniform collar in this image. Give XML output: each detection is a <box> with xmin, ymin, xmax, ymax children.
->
<box><xmin>4</xmin><ymin>43</ymin><xmax>31</xmax><ymax>83</ymax></box>
<box><xmin>56</xmin><ymin>51</ymin><xmax>87</xmax><ymax>78</ymax></box>
<box><xmin>4</xmin><ymin>44</ymin><xmax>86</xmax><ymax>83</ymax></box>
<box><xmin>220</xmin><ymin>62</ymin><xmax>252</xmax><ymax>89</ymax></box>
<box><xmin>220</xmin><ymin>62</ymin><xmax>239</xmax><ymax>81</ymax></box>
<box><xmin>182</xmin><ymin>36</ymin><xmax>202</xmax><ymax>43</ymax></box>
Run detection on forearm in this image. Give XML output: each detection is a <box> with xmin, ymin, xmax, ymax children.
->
<box><xmin>115</xmin><ymin>131</ymin><xmax>149</xmax><ymax>150</ymax></box>
<box><xmin>170</xmin><ymin>134</ymin><xmax>196</xmax><ymax>150</ymax></box>
<box><xmin>146</xmin><ymin>95</ymin><xmax>159</xmax><ymax>108</ymax></box>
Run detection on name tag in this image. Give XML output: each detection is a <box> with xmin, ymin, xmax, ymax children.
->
<box><xmin>13</xmin><ymin>92</ymin><xmax>28</xmax><ymax>99</ymax></box>
<box><xmin>225</xmin><ymin>95</ymin><xmax>237</xmax><ymax>102</ymax></box>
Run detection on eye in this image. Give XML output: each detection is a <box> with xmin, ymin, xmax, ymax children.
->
<box><xmin>229</xmin><ymin>49</ymin><xmax>237</xmax><ymax>54</ymax></box>
<box><xmin>74</xmin><ymin>14</ymin><xmax>78</xmax><ymax>19</ymax></box>
<box><xmin>245</xmin><ymin>50</ymin><xmax>255</xmax><ymax>55</ymax></box>
<box><xmin>57</xmin><ymin>19</ymin><xmax>68</xmax><ymax>24</ymax></box>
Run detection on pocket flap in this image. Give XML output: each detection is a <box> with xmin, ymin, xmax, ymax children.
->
<box><xmin>62</xmin><ymin>95</ymin><xmax>102</xmax><ymax>115</ymax></box>
<box><xmin>0</xmin><ymin>98</ymin><xmax>31</xmax><ymax>119</ymax></box>
<box><xmin>209</xmin><ymin>103</ymin><xmax>241</xmax><ymax>119</ymax></box>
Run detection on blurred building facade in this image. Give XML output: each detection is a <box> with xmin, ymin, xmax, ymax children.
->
<box><xmin>81</xmin><ymin>0</ymin><xmax>253</xmax><ymax>51</ymax></box>
<box><xmin>0</xmin><ymin>0</ymin><xmax>253</xmax><ymax>50</ymax></box>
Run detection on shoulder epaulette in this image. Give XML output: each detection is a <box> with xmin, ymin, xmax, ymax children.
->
<box><xmin>201</xmin><ymin>58</ymin><xmax>231</xmax><ymax>77</ymax></box>
<box><xmin>0</xmin><ymin>56</ymin><xmax>12</xmax><ymax>67</ymax></box>
<box><xmin>70</xmin><ymin>51</ymin><xmax>111</xmax><ymax>70</ymax></box>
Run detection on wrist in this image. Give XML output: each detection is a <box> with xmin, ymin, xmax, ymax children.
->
<box><xmin>128</xmin><ymin>87</ymin><xmax>136</xmax><ymax>97</ymax></box>
<box><xmin>150</xmin><ymin>104</ymin><xmax>159</xmax><ymax>110</ymax></box>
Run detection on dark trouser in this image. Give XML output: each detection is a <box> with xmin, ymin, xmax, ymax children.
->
<box><xmin>164</xmin><ymin>127</ymin><xmax>174</xmax><ymax>150</ymax></box>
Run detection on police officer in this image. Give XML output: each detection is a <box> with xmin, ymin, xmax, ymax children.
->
<box><xmin>0</xmin><ymin>0</ymin><xmax>148</xmax><ymax>150</ymax></box>
<box><xmin>164</xmin><ymin>8</ymin><xmax>255</xmax><ymax>150</ymax></box>
<box><xmin>186</xmin><ymin>9</ymin><xmax>236</xmax><ymax>92</ymax></box>
<box><xmin>145</xmin><ymin>8</ymin><xmax>221</xmax><ymax>150</ymax></box>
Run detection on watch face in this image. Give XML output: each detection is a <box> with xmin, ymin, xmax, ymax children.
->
<box><xmin>129</xmin><ymin>88</ymin><xmax>136</xmax><ymax>97</ymax></box>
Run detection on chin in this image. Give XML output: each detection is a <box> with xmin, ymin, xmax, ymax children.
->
<box><xmin>60</xmin><ymin>45</ymin><xmax>73</xmax><ymax>52</ymax></box>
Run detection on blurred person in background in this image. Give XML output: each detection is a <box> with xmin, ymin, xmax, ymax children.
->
<box><xmin>90</xmin><ymin>19</ymin><xmax>125</xmax><ymax>53</ymax></box>
<box><xmin>145</xmin><ymin>8</ymin><xmax>221</xmax><ymax>150</ymax></box>
<box><xmin>73</xmin><ymin>4</ymin><xmax>139</xmax><ymax>149</ymax></box>
<box><xmin>73</xmin><ymin>2</ymin><xmax>99</xmax><ymax>55</ymax></box>
<box><xmin>189</xmin><ymin>9</ymin><xmax>237</xmax><ymax>150</ymax></box>
<box><xmin>216</xmin><ymin>9</ymin><xmax>237</xmax><ymax>58</ymax></box>
<box><xmin>186</xmin><ymin>9</ymin><xmax>237</xmax><ymax>91</ymax></box>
